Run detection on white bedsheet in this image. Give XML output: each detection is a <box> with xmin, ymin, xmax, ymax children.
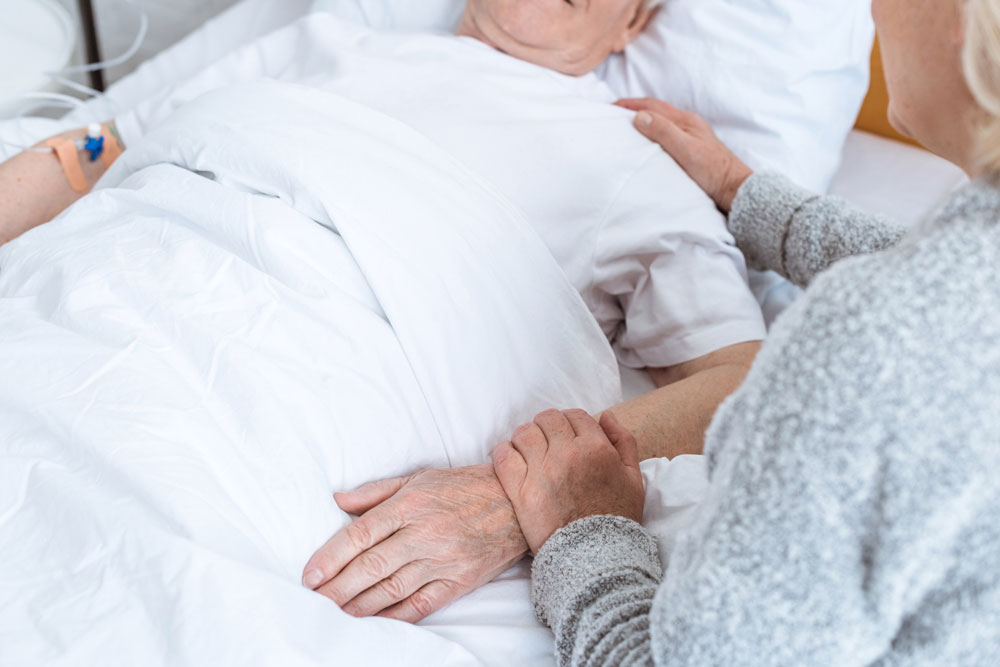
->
<box><xmin>0</xmin><ymin>79</ymin><xmax>634</xmax><ymax>666</ymax></box>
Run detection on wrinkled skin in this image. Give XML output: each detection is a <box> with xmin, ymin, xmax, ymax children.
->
<box><xmin>302</xmin><ymin>465</ymin><xmax>528</xmax><ymax>622</ymax></box>
<box><xmin>492</xmin><ymin>409</ymin><xmax>645</xmax><ymax>555</ymax></box>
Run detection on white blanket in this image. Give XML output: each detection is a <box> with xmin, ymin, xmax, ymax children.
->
<box><xmin>0</xmin><ymin>81</ymin><xmax>632</xmax><ymax>665</ymax></box>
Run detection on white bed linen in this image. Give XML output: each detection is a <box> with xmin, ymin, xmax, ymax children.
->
<box><xmin>0</xmin><ymin>77</ymin><xmax>629</xmax><ymax>666</ymax></box>
<box><xmin>829</xmin><ymin>130</ymin><xmax>969</xmax><ymax>229</ymax></box>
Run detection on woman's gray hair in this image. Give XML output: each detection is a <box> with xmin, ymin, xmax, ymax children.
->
<box><xmin>964</xmin><ymin>0</ymin><xmax>1000</xmax><ymax>174</ymax></box>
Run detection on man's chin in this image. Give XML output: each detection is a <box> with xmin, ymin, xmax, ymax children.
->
<box><xmin>496</xmin><ymin>42</ymin><xmax>600</xmax><ymax>77</ymax></box>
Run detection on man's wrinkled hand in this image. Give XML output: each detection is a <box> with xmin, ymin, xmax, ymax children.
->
<box><xmin>302</xmin><ymin>464</ymin><xmax>529</xmax><ymax>623</ymax></box>
<box><xmin>492</xmin><ymin>409</ymin><xmax>645</xmax><ymax>555</ymax></box>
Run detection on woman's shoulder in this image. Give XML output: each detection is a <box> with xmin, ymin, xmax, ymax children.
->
<box><xmin>900</xmin><ymin>177</ymin><xmax>1000</xmax><ymax>276</ymax></box>
<box><xmin>799</xmin><ymin>177</ymin><xmax>1000</xmax><ymax>330</ymax></box>
<box><xmin>928</xmin><ymin>175</ymin><xmax>1000</xmax><ymax>229</ymax></box>
<box><xmin>709</xmin><ymin>183</ymin><xmax>1000</xmax><ymax>477</ymax></box>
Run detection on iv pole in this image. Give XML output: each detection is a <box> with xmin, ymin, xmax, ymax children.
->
<box><xmin>76</xmin><ymin>0</ymin><xmax>105</xmax><ymax>92</ymax></box>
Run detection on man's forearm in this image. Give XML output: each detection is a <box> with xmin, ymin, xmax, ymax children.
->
<box><xmin>0</xmin><ymin>126</ymin><xmax>111</xmax><ymax>247</ymax></box>
<box><xmin>610</xmin><ymin>341</ymin><xmax>761</xmax><ymax>460</ymax></box>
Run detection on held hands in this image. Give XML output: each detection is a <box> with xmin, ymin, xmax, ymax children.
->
<box><xmin>492</xmin><ymin>410</ymin><xmax>645</xmax><ymax>555</ymax></box>
<box><xmin>302</xmin><ymin>411</ymin><xmax>643</xmax><ymax>619</ymax></box>
<box><xmin>302</xmin><ymin>465</ymin><xmax>528</xmax><ymax>622</ymax></box>
<box><xmin>616</xmin><ymin>98</ymin><xmax>753</xmax><ymax>213</ymax></box>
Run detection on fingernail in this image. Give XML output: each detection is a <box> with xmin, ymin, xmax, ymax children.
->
<box><xmin>303</xmin><ymin>569</ymin><xmax>324</xmax><ymax>589</ymax></box>
<box><xmin>636</xmin><ymin>111</ymin><xmax>653</xmax><ymax>129</ymax></box>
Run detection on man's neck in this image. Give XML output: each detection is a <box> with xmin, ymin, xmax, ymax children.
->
<box><xmin>455</xmin><ymin>9</ymin><xmax>498</xmax><ymax>50</ymax></box>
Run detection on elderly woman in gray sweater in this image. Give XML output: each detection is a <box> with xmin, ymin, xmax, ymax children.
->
<box><xmin>492</xmin><ymin>0</ymin><xmax>1000</xmax><ymax>664</ymax></box>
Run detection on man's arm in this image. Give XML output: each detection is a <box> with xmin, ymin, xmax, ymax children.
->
<box><xmin>621</xmin><ymin>340</ymin><xmax>760</xmax><ymax>460</ymax></box>
<box><xmin>0</xmin><ymin>125</ymin><xmax>115</xmax><ymax>247</ymax></box>
<box><xmin>301</xmin><ymin>340</ymin><xmax>760</xmax><ymax>622</ymax></box>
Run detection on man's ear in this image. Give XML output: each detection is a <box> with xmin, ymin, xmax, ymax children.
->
<box><xmin>612</xmin><ymin>2</ymin><xmax>659</xmax><ymax>53</ymax></box>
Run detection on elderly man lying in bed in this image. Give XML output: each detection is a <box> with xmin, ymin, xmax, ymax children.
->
<box><xmin>0</xmin><ymin>0</ymin><xmax>764</xmax><ymax>622</ymax></box>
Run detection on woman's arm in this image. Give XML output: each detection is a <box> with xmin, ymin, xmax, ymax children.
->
<box><xmin>617</xmin><ymin>98</ymin><xmax>905</xmax><ymax>287</ymax></box>
<box><xmin>727</xmin><ymin>171</ymin><xmax>904</xmax><ymax>286</ymax></box>
<box><xmin>622</xmin><ymin>340</ymin><xmax>760</xmax><ymax>460</ymax></box>
<box><xmin>297</xmin><ymin>341</ymin><xmax>760</xmax><ymax>624</ymax></box>
<box><xmin>0</xmin><ymin>124</ymin><xmax>115</xmax><ymax>246</ymax></box>
<box><xmin>509</xmin><ymin>247</ymin><xmax>995</xmax><ymax>666</ymax></box>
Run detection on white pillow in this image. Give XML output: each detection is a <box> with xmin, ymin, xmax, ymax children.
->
<box><xmin>311</xmin><ymin>0</ymin><xmax>873</xmax><ymax>192</ymax></box>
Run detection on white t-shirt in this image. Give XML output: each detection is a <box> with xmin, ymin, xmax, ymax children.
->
<box><xmin>115</xmin><ymin>15</ymin><xmax>766</xmax><ymax>368</ymax></box>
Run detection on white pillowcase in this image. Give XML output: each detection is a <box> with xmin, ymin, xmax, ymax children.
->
<box><xmin>311</xmin><ymin>0</ymin><xmax>874</xmax><ymax>192</ymax></box>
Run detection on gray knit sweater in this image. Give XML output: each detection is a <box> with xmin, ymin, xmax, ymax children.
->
<box><xmin>532</xmin><ymin>172</ymin><xmax>1000</xmax><ymax>666</ymax></box>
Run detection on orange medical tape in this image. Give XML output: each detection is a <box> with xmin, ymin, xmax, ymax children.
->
<box><xmin>41</xmin><ymin>137</ymin><xmax>88</xmax><ymax>193</ymax></box>
<box><xmin>100</xmin><ymin>125</ymin><xmax>123</xmax><ymax>168</ymax></box>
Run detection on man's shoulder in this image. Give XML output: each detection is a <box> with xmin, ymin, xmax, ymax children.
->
<box><xmin>595</xmin><ymin>144</ymin><xmax>728</xmax><ymax>246</ymax></box>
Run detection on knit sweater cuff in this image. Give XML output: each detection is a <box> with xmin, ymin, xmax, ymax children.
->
<box><xmin>531</xmin><ymin>515</ymin><xmax>662</xmax><ymax>628</ymax></box>
<box><xmin>729</xmin><ymin>171</ymin><xmax>819</xmax><ymax>276</ymax></box>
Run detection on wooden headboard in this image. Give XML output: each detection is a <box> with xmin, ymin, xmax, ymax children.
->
<box><xmin>855</xmin><ymin>38</ymin><xmax>921</xmax><ymax>146</ymax></box>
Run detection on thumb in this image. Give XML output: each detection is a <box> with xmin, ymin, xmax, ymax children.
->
<box><xmin>334</xmin><ymin>475</ymin><xmax>409</xmax><ymax>515</ymax></box>
<box><xmin>491</xmin><ymin>441</ymin><xmax>527</xmax><ymax>502</ymax></box>
<box><xmin>634</xmin><ymin>111</ymin><xmax>690</xmax><ymax>157</ymax></box>
<box><xmin>600</xmin><ymin>411</ymin><xmax>640</xmax><ymax>469</ymax></box>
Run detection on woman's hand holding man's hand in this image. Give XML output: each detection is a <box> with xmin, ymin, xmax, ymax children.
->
<box><xmin>302</xmin><ymin>409</ymin><xmax>646</xmax><ymax>620</ymax></box>
<box><xmin>492</xmin><ymin>409</ymin><xmax>645</xmax><ymax>556</ymax></box>
<box><xmin>616</xmin><ymin>97</ymin><xmax>753</xmax><ymax>213</ymax></box>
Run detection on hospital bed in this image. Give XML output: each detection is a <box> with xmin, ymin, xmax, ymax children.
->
<box><xmin>0</xmin><ymin>4</ymin><xmax>969</xmax><ymax>666</ymax></box>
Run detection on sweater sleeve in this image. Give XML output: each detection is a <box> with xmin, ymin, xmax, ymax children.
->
<box><xmin>532</xmin><ymin>516</ymin><xmax>662</xmax><ymax>667</ymax></box>
<box><xmin>727</xmin><ymin>172</ymin><xmax>905</xmax><ymax>287</ymax></box>
<box><xmin>532</xmin><ymin>242</ymin><xmax>1000</xmax><ymax>666</ymax></box>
